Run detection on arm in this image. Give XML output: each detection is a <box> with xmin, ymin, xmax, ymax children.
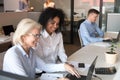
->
<box><xmin>35</xmin><ymin>55</ymin><xmax>80</xmax><ymax>78</ymax></box>
<box><xmin>57</xmin><ymin>33</ymin><xmax>67</xmax><ymax>63</ymax></box>
<box><xmin>35</xmin><ymin>55</ymin><xmax>66</xmax><ymax>72</ymax></box>
<box><xmin>80</xmin><ymin>23</ymin><xmax>103</xmax><ymax>43</ymax></box>
<box><xmin>95</xmin><ymin>24</ymin><xmax>104</xmax><ymax>37</ymax></box>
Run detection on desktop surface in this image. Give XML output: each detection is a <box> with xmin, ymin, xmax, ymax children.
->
<box><xmin>68</xmin><ymin>43</ymin><xmax>120</xmax><ymax>80</ymax></box>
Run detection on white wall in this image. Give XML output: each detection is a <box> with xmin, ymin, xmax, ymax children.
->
<box><xmin>0</xmin><ymin>12</ymin><xmax>27</xmax><ymax>28</ymax></box>
<box><xmin>4</xmin><ymin>0</ymin><xmax>19</xmax><ymax>11</ymax></box>
<box><xmin>0</xmin><ymin>12</ymin><xmax>41</xmax><ymax>29</ymax></box>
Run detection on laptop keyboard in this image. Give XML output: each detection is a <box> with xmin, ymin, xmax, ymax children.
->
<box><xmin>66</xmin><ymin>73</ymin><xmax>86</xmax><ymax>80</ymax></box>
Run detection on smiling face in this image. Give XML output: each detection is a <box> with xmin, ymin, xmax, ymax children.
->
<box><xmin>22</xmin><ymin>27</ymin><xmax>40</xmax><ymax>49</ymax></box>
<box><xmin>46</xmin><ymin>16</ymin><xmax>60</xmax><ymax>35</ymax></box>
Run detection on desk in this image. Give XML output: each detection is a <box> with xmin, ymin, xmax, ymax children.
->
<box><xmin>68</xmin><ymin>42</ymin><xmax>120</xmax><ymax>80</ymax></box>
<box><xmin>0</xmin><ymin>35</ymin><xmax>12</xmax><ymax>53</ymax></box>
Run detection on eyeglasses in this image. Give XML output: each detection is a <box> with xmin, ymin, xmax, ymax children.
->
<box><xmin>28</xmin><ymin>33</ymin><xmax>41</xmax><ymax>38</ymax></box>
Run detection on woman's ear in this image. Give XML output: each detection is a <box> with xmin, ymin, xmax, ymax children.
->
<box><xmin>21</xmin><ymin>35</ymin><xmax>26</xmax><ymax>43</ymax></box>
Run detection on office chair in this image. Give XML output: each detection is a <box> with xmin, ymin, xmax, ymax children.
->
<box><xmin>77</xmin><ymin>19</ymin><xmax>85</xmax><ymax>30</ymax></box>
<box><xmin>77</xmin><ymin>19</ymin><xmax>85</xmax><ymax>47</ymax></box>
<box><xmin>78</xmin><ymin>30</ymin><xmax>84</xmax><ymax>47</ymax></box>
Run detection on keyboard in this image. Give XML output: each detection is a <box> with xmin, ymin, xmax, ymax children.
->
<box><xmin>66</xmin><ymin>73</ymin><xmax>86</xmax><ymax>80</ymax></box>
<box><xmin>103</xmin><ymin>39</ymin><xmax>118</xmax><ymax>43</ymax></box>
<box><xmin>103</xmin><ymin>39</ymin><xmax>112</xmax><ymax>42</ymax></box>
<box><xmin>95</xmin><ymin>67</ymin><xmax>116</xmax><ymax>74</ymax></box>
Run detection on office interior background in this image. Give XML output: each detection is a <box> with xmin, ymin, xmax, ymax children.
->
<box><xmin>1</xmin><ymin>0</ymin><xmax>120</xmax><ymax>42</ymax></box>
<box><xmin>0</xmin><ymin>0</ymin><xmax>120</xmax><ymax>55</ymax></box>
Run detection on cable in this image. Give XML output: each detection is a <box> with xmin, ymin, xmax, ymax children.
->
<box><xmin>93</xmin><ymin>75</ymin><xmax>102</xmax><ymax>80</ymax></box>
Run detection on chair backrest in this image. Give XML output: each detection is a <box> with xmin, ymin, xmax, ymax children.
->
<box><xmin>77</xmin><ymin>19</ymin><xmax>85</xmax><ymax>30</ymax></box>
<box><xmin>77</xmin><ymin>19</ymin><xmax>85</xmax><ymax>47</ymax></box>
<box><xmin>78</xmin><ymin>30</ymin><xmax>84</xmax><ymax>47</ymax></box>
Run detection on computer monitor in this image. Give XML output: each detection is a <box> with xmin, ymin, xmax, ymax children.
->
<box><xmin>2</xmin><ymin>25</ymin><xmax>15</xmax><ymax>36</ymax></box>
<box><xmin>107</xmin><ymin>13</ymin><xmax>120</xmax><ymax>32</ymax></box>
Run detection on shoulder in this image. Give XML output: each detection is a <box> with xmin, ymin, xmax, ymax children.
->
<box><xmin>56</xmin><ymin>32</ymin><xmax>63</xmax><ymax>37</ymax></box>
<box><xmin>6</xmin><ymin>46</ymin><xmax>18</xmax><ymax>54</ymax></box>
<box><xmin>5</xmin><ymin>45</ymin><xmax>21</xmax><ymax>59</ymax></box>
<box><xmin>80</xmin><ymin>20</ymin><xmax>86</xmax><ymax>28</ymax></box>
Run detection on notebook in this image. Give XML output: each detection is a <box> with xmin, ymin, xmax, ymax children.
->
<box><xmin>2</xmin><ymin>25</ymin><xmax>14</xmax><ymax>36</ymax></box>
<box><xmin>103</xmin><ymin>31</ymin><xmax>120</xmax><ymax>43</ymax></box>
<box><xmin>66</xmin><ymin>56</ymin><xmax>98</xmax><ymax>80</ymax></box>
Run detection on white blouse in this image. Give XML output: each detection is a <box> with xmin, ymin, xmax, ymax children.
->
<box><xmin>34</xmin><ymin>30</ymin><xmax>67</xmax><ymax>63</ymax></box>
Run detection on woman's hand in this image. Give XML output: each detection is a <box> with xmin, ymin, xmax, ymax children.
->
<box><xmin>64</xmin><ymin>63</ymin><xmax>80</xmax><ymax>78</ymax></box>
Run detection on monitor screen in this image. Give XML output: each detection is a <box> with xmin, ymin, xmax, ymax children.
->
<box><xmin>2</xmin><ymin>25</ymin><xmax>14</xmax><ymax>36</ymax></box>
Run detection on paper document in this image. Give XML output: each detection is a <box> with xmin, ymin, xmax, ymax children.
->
<box><xmin>0</xmin><ymin>35</ymin><xmax>10</xmax><ymax>42</ymax></box>
<box><xmin>91</xmin><ymin>42</ymin><xmax>111</xmax><ymax>48</ymax></box>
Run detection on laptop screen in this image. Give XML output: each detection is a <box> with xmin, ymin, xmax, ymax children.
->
<box><xmin>66</xmin><ymin>56</ymin><xmax>98</xmax><ymax>80</ymax></box>
<box><xmin>2</xmin><ymin>25</ymin><xmax>15</xmax><ymax>36</ymax></box>
<box><xmin>86</xmin><ymin>56</ymin><xmax>98</xmax><ymax>80</ymax></box>
<box><xmin>116</xmin><ymin>31</ymin><xmax>120</xmax><ymax>41</ymax></box>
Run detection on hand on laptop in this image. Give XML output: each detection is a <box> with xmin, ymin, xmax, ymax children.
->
<box><xmin>64</xmin><ymin>63</ymin><xmax>81</xmax><ymax>78</ymax></box>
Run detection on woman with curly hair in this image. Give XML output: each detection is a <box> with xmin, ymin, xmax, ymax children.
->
<box><xmin>34</xmin><ymin>8</ymin><xmax>80</xmax><ymax>78</ymax></box>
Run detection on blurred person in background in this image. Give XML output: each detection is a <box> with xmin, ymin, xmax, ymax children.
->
<box><xmin>43</xmin><ymin>0</ymin><xmax>55</xmax><ymax>9</ymax></box>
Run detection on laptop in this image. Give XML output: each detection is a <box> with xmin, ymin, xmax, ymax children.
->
<box><xmin>66</xmin><ymin>56</ymin><xmax>98</xmax><ymax>80</ymax></box>
<box><xmin>103</xmin><ymin>31</ymin><xmax>120</xmax><ymax>43</ymax></box>
<box><xmin>0</xmin><ymin>70</ymin><xmax>33</xmax><ymax>80</ymax></box>
<box><xmin>2</xmin><ymin>25</ymin><xmax>15</xmax><ymax>36</ymax></box>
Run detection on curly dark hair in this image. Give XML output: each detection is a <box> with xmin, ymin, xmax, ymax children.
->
<box><xmin>38</xmin><ymin>7</ymin><xmax>65</xmax><ymax>33</ymax></box>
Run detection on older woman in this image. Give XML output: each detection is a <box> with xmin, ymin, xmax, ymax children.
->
<box><xmin>3</xmin><ymin>18</ymin><xmax>41</xmax><ymax>78</ymax></box>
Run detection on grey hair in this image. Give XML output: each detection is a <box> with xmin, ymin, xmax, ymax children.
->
<box><xmin>13</xmin><ymin>18</ymin><xmax>42</xmax><ymax>45</ymax></box>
